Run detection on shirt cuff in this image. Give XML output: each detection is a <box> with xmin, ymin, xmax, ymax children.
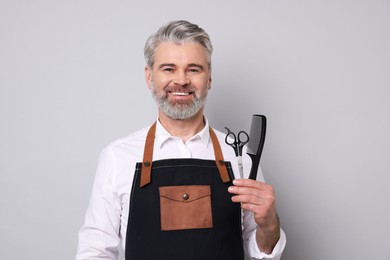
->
<box><xmin>246</xmin><ymin>228</ymin><xmax>286</xmax><ymax>259</ymax></box>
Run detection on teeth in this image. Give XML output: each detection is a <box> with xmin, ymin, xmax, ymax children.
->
<box><xmin>171</xmin><ymin>92</ymin><xmax>190</xmax><ymax>96</ymax></box>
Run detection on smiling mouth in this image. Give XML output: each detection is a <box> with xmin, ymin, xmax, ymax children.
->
<box><xmin>170</xmin><ymin>92</ymin><xmax>193</xmax><ymax>96</ymax></box>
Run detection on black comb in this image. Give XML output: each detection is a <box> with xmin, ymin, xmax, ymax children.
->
<box><xmin>246</xmin><ymin>115</ymin><xmax>267</xmax><ymax>180</ymax></box>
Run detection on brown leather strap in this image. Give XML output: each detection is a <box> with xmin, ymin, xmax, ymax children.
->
<box><xmin>140</xmin><ymin>122</ymin><xmax>231</xmax><ymax>187</ymax></box>
<box><xmin>140</xmin><ymin>122</ymin><xmax>156</xmax><ymax>187</ymax></box>
<box><xmin>209</xmin><ymin>127</ymin><xmax>231</xmax><ymax>183</ymax></box>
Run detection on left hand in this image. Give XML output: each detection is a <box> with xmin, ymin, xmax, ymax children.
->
<box><xmin>228</xmin><ymin>178</ymin><xmax>278</xmax><ymax>229</ymax></box>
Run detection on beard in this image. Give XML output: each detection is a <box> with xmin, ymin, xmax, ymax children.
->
<box><xmin>151</xmin><ymin>84</ymin><xmax>208</xmax><ymax>120</ymax></box>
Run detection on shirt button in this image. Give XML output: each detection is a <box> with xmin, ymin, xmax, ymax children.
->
<box><xmin>182</xmin><ymin>193</ymin><xmax>189</xmax><ymax>200</ymax></box>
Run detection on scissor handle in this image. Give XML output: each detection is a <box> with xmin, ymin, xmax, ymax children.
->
<box><xmin>224</xmin><ymin>127</ymin><xmax>240</xmax><ymax>157</ymax></box>
<box><xmin>224</xmin><ymin>127</ymin><xmax>237</xmax><ymax>146</ymax></box>
<box><xmin>236</xmin><ymin>131</ymin><xmax>249</xmax><ymax>156</ymax></box>
<box><xmin>237</xmin><ymin>131</ymin><xmax>249</xmax><ymax>145</ymax></box>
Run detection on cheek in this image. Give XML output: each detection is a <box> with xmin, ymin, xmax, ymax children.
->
<box><xmin>192</xmin><ymin>76</ymin><xmax>209</xmax><ymax>86</ymax></box>
<box><xmin>153</xmin><ymin>75</ymin><xmax>171</xmax><ymax>88</ymax></box>
<box><xmin>200</xmin><ymin>79</ymin><xmax>211</xmax><ymax>92</ymax></box>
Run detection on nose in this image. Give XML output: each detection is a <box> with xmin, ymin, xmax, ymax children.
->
<box><xmin>173</xmin><ymin>71</ymin><xmax>190</xmax><ymax>86</ymax></box>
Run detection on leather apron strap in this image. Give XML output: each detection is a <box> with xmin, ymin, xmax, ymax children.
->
<box><xmin>140</xmin><ymin>122</ymin><xmax>230</xmax><ymax>187</ymax></box>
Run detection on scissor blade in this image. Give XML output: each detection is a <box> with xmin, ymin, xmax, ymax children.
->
<box><xmin>237</xmin><ymin>155</ymin><xmax>244</xmax><ymax>179</ymax></box>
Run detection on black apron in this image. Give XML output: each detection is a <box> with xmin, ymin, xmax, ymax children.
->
<box><xmin>125</xmin><ymin>123</ymin><xmax>244</xmax><ymax>260</ymax></box>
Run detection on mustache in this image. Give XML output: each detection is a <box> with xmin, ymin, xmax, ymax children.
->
<box><xmin>164</xmin><ymin>85</ymin><xmax>195</xmax><ymax>93</ymax></box>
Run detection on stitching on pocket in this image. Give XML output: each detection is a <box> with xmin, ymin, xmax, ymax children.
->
<box><xmin>159</xmin><ymin>185</ymin><xmax>213</xmax><ymax>231</ymax></box>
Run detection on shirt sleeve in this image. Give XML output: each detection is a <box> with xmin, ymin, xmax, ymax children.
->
<box><xmin>241</xmin><ymin>161</ymin><xmax>286</xmax><ymax>259</ymax></box>
<box><xmin>244</xmin><ymin>217</ymin><xmax>286</xmax><ymax>259</ymax></box>
<box><xmin>75</xmin><ymin>148</ymin><xmax>122</xmax><ymax>260</ymax></box>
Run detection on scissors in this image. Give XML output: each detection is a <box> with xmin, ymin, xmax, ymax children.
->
<box><xmin>224</xmin><ymin>127</ymin><xmax>250</xmax><ymax>178</ymax></box>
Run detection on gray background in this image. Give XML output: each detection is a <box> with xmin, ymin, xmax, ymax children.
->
<box><xmin>1</xmin><ymin>0</ymin><xmax>389</xmax><ymax>259</ymax></box>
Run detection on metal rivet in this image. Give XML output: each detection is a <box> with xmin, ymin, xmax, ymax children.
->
<box><xmin>183</xmin><ymin>193</ymin><xmax>189</xmax><ymax>200</ymax></box>
<box><xmin>144</xmin><ymin>162</ymin><xmax>151</xmax><ymax>167</ymax></box>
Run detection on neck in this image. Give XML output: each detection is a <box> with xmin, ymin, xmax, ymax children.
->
<box><xmin>158</xmin><ymin>110</ymin><xmax>206</xmax><ymax>143</ymax></box>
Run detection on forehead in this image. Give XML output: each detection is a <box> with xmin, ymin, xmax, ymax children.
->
<box><xmin>153</xmin><ymin>42</ymin><xmax>208</xmax><ymax>68</ymax></box>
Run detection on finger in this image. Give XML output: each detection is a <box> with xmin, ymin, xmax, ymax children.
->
<box><xmin>228</xmin><ymin>186</ymin><xmax>261</xmax><ymax>197</ymax></box>
<box><xmin>231</xmin><ymin>194</ymin><xmax>266</xmax><ymax>205</ymax></box>
<box><xmin>233</xmin><ymin>179</ymin><xmax>266</xmax><ymax>189</ymax></box>
<box><xmin>240</xmin><ymin>202</ymin><xmax>267</xmax><ymax>213</ymax></box>
<box><xmin>228</xmin><ymin>185</ymin><xmax>271</xmax><ymax>198</ymax></box>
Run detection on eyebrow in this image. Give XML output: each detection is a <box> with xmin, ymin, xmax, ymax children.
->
<box><xmin>188</xmin><ymin>63</ymin><xmax>205</xmax><ymax>70</ymax></box>
<box><xmin>158</xmin><ymin>63</ymin><xmax>176</xmax><ymax>69</ymax></box>
<box><xmin>157</xmin><ymin>63</ymin><xmax>205</xmax><ymax>70</ymax></box>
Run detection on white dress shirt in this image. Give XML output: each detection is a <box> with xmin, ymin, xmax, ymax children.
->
<box><xmin>76</xmin><ymin>118</ymin><xmax>286</xmax><ymax>259</ymax></box>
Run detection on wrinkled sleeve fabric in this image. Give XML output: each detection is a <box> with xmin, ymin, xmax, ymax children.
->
<box><xmin>244</xmin><ymin>215</ymin><xmax>286</xmax><ymax>260</ymax></box>
<box><xmin>241</xmin><ymin>163</ymin><xmax>286</xmax><ymax>259</ymax></box>
<box><xmin>75</xmin><ymin>148</ymin><xmax>121</xmax><ymax>260</ymax></box>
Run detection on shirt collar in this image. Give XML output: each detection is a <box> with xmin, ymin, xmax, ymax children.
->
<box><xmin>155</xmin><ymin>117</ymin><xmax>211</xmax><ymax>149</ymax></box>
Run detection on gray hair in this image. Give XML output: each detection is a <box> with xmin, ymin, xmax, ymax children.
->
<box><xmin>144</xmin><ymin>20</ymin><xmax>213</xmax><ymax>69</ymax></box>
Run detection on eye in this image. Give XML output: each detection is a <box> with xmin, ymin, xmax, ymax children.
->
<box><xmin>163</xmin><ymin>68</ymin><xmax>174</xmax><ymax>72</ymax></box>
<box><xmin>188</xmin><ymin>68</ymin><xmax>200</xmax><ymax>73</ymax></box>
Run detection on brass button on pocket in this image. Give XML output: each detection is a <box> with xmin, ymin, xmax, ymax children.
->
<box><xmin>159</xmin><ymin>185</ymin><xmax>212</xmax><ymax>231</ymax></box>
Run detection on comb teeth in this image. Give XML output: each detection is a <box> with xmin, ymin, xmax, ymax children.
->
<box><xmin>246</xmin><ymin>114</ymin><xmax>267</xmax><ymax>180</ymax></box>
<box><xmin>247</xmin><ymin>115</ymin><xmax>266</xmax><ymax>155</ymax></box>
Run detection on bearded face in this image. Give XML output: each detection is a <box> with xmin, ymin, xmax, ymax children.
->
<box><xmin>145</xmin><ymin>42</ymin><xmax>212</xmax><ymax>121</ymax></box>
<box><xmin>149</xmin><ymin>79</ymin><xmax>209</xmax><ymax>120</ymax></box>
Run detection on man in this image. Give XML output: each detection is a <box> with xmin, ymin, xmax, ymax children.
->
<box><xmin>76</xmin><ymin>20</ymin><xmax>286</xmax><ymax>259</ymax></box>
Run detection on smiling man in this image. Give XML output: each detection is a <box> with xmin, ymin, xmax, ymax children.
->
<box><xmin>76</xmin><ymin>20</ymin><xmax>285</xmax><ymax>260</ymax></box>
<box><xmin>146</xmin><ymin>42</ymin><xmax>211</xmax><ymax>129</ymax></box>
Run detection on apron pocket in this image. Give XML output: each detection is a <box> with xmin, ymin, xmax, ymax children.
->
<box><xmin>159</xmin><ymin>185</ymin><xmax>213</xmax><ymax>231</ymax></box>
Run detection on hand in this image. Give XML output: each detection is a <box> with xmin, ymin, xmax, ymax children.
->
<box><xmin>228</xmin><ymin>179</ymin><xmax>277</xmax><ymax>227</ymax></box>
<box><xmin>228</xmin><ymin>178</ymin><xmax>280</xmax><ymax>253</ymax></box>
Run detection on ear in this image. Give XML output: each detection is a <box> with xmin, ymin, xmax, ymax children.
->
<box><xmin>208</xmin><ymin>74</ymin><xmax>212</xmax><ymax>90</ymax></box>
<box><xmin>145</xmin><ymin>66</ymin><xmax>153</xmax><ymax>89</ymax></box>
